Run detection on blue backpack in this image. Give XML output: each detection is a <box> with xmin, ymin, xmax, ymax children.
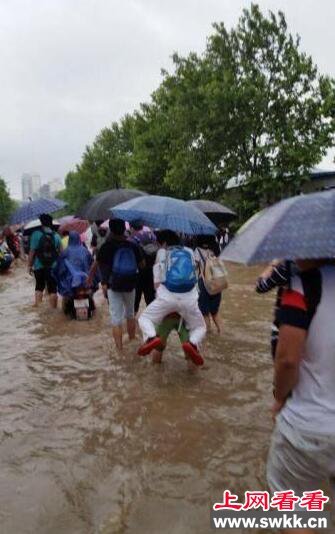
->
<box><xmin>165</xmin><ymin>247</ymin><xmax>197</xmax><ymax>293</ymax></box>
<box><xmin>112</xmin><ymin>247</ymin><xmax>138</xmax><ymax>278</ymax></box>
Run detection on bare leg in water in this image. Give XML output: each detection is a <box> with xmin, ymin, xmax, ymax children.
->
<box><xmin>204</xmin><ymin>315</ymin><xmax>211</xmax><ymax>332</ymax></box>
<box><xmin>211</xmin><ymin>312</ymin><xmax>222</xmax><ymax>334</ymax></box>
<box><xmin>34</xmin><ymin>290</ymin><xmax>43</xmax><ymax>307</ymax></box>
<box><xmin>49</xmin><ymin>293</ymin><xmax>58</xmax><ymax>309</ymax></box>
<box><xmin>112</xmin><ymin>325</ymin><xmax>123</xmax><ymax>351</ymax></box>
<box><xmin>127</xmin><ymin>318</ymin><xmax>136</xmax><ymax>341</ymax></box>
<box><xmin>152</xmin><ymin>349</ymin><xmax>163</xmax><ymax>364</ymax></box>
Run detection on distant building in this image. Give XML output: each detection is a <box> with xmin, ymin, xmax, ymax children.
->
<box><xmin>21</xmin><ymin>172</ymin><xmax>41</xmax><ymax>201</ymax></box>
<box><xmin>226</xmin><ymin>168</ymin><xmax>335</xmax><ymax>193</ymax></box>
<box><xmin>225</xmin><ymin>168</ymin><xmax>335</xmax><ymax>220</ymax></box>
<box><xmin>21</xmin><ymin>173</ymin><xmax>33</xmax><ymax>201</ymax></box>
<box><xmin>39</xmin><ymin>183</ymin><xmax>51</xmax><ymax>199</ymax></box>
<box><xmin>302</xmin><ymin>168</ymin><xmax>335</xmax><ymax>193</ymax></box>
<box><xmin>31</xmin><ymin>174</ymin><xmax>41</xmax><ymax>199</ymax></box>
<box><xmin>48</xmin><ymin>177</ymin><xmax>63</xmax><ymax>197</ymax></box>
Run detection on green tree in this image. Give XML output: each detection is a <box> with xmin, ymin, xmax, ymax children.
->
<box><xmin>0</xmin><ymin>177</ymin><xmax>15</xmax><ymax>225</ymax></box>
<box><xmin>62</xmin><ymin>116</ymin><xmax>135</xmax><ymax>212</ymax></box>
<box><xmin>62</xmin><ymin>4</ymin><xmax>335</xmax><ymax>220</ymax></box>
<box><xmin>147</xmin><ymin>4</ymin><xmax>335</xmax><ymax>213</ymax></box>
<box><xmin>128</xmin><ymin>100</ymin><xmax>174</xmax><ymax>196</ymax></box>
<box><xmin>208</xmin><ymin>5</ymin><xmax>334</xmax><ymax>211</ymax></box>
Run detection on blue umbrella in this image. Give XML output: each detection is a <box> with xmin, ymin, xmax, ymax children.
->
<box><xmin>10</xmin><ymin>198</ymin><xmax>66</xmax><ymax>225</ymax></box>
<box><xmin>111</xmin><ymin>195</ymin><xmax>217</xmax><ymax>235</ymax></box>
<box><xmin>221</xmin><ymin>189</ymin><xmax>335</xmax><ymax>264</ymax></box>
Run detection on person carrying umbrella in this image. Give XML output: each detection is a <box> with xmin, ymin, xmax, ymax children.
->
<box><xmin>267</xmin><ymin>258</ymin><xmax>335</xmax><ymax>530</ymax></box>
<box><xmin>221</xmin><ymin>189</ymin><xmax>335</xmax><ymax>526</ymax></box>
<box><xmin>27</xmin><ymin>213</ymin><xmax>62</xmax><ymax>308</ymax></box>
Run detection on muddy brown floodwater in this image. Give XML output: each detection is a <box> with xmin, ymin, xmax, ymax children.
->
<box><xmin>0</xmin><ymin>261</ymin><xmax>278</xmax><ymax>534</ymax></box>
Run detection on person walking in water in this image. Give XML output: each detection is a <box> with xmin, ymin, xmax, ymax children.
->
<box><xmin>267</xmin><ymin>259</ymin><xmax>335</xmax><ymax>534</ymax></box>
<box><xmin>128</xmin><ymin>221</ymin><xmax>157</xmax><ymax>315</ymax></box>
<box><xmin>194</xmin><ymin>234</ymin><xmax>224</xmax><ymax>334</ymax></box>
<box><xmin>89</xmin><ymin>218</ymin><xmax>144</xmax><ymax>351</ymax></box>
<box><xmin>28</xmin><ymin>213</ymin><xmax>62</xmax><ymax>308</ymax></box>
<box><xmin>137</xmin><ymin>230</ymin><xmax>206</xmax><ymax>366</ymax></box>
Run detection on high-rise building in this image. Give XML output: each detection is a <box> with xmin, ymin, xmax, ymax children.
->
<box><xmin>31</xmin><ymin>174</ymin><xmax>41</xmax><ymax>199</ymax></box>
<box><xmin>21</xmin><ymin>173</ymin><xmax>41</xmax><ymax>200</ymax></box>
<box><xmin>21</xmin><ymin>173</ymin><xmax>33</xmax><ymax>201</ymax></box>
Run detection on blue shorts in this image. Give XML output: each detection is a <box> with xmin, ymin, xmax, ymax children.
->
<box><xmin>198</xmin><ymin>278</ymin><xmax>221</xmax><ymax>316</ymax></box>
<box><xmin>108</xmin><ymin>289</ymin><xmax>135</xmax><ymax>326</ymax></box>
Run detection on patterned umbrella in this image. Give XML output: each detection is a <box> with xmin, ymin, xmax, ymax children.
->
<box><xmin>10</xmin><ymin>198</ymin><xmax>66</xmax><ymax>225</ymax></box>
<box><xmin>111</xmin><ymin>195</ymin><xmax>217</xmax><ymax>235</ymax></box>
<box><xmin>221</xmin><ymin>189</ymin><xmax>335</xmax><ymax>264</ymax></box>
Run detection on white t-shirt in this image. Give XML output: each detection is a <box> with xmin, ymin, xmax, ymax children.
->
<box><xmin>281</xmin><ymin>265</ymin><xmax>335</xmax><ymax>435</ymax></box>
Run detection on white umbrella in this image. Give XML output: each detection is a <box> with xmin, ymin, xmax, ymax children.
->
<box><xmin>23</xmin><ymin>219</ymin><xmax>60</xmax><ymax>235</ymax></box>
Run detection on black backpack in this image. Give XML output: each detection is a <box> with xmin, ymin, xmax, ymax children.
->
<box><xmin>300</xmin><ymin>268</ymin><xmax>322</xmax><ymax>324</ymax></box>
<box><xmin>132</xmin><ymin>234</ymin><xmax>158</xmax><ymax>268</ymax></box>
<box><xmin>36</xmin><ymin>230</ymin><xmax>59</xmax><ymax>267</ymax></box>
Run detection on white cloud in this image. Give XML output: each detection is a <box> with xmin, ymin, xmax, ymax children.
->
<box><xmin>0</xmin><ymin>0</ymin><xmax>334</xmax><ymax>198</ymax></box>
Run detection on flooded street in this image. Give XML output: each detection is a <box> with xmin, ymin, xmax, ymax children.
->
<box><xmin>0</xmin><ymin>262</ymin><xmax>276</xmax><ymax>534</ymax></box>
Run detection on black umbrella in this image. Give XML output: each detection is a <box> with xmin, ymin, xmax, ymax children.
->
<box><xmin>77</xmin><ymin>188</ymin><xmax>146</xmax><ymax>221</ymax></box>
<box><xmin>187</xmin><ymin>200</ymin><xmax>237</xmax><ymax>225</ymax></box>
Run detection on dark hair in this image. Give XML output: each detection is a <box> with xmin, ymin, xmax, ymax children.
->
<box><xmin>130</xmin><ymin>220</ymin><xmax>143</xmax><ymax>231</ymax></box>
<box><xmin>196</xmin><ymin>234</ymin><xmax>216</xmax><ymax>248</ymax></box>
<box><xmin>109</xmin><ymin>218</ymin><xmax>126</xmax><ymax>236</ymax></box>
<box><xmin>39</xmin><ymin>213</ymin><xmax>53</xmax><ymax>228</ymax></box>
<box><xmin>155</xmin><ymin>230</ymin><xmax>180</xmax><ymax>247</ymax></box>
<box><xmin>196</xmin><ymin>234</ymin><xmax>220</xmax><ymax>255</ymax></box>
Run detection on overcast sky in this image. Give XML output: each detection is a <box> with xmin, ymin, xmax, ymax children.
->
<box><xmin>1</xmin><ymin>0</ymin><xmax>334</xmax><ymax>198</ymax></box>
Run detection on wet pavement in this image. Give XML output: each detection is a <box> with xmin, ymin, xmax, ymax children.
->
<box><xmin>0</xmin><ymin>261</ymin><xmax>277</xmax><ymax>533</ymax></box>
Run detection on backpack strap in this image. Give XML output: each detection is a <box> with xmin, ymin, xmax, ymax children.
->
<box><xmin>196</xmin><ymin>247</ymin><xmax>211</xmax><ymax>276</ymax></box>
<box><xmin>300</xmin><ymin>269</ymin><xmax>322</xmax><ymax>324</ymax></box>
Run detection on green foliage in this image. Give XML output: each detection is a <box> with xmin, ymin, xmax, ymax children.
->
<box><xmin>61</xmin><ymin>3</ymin><xmax>335</xmax><ymax>222</ymax></box>
<box><xmin>0</xmin><ymin>177</ymin><xmax>16</xmax><ymax>226</ymax></box>
<box><xmin>62</xmin><ymin>116</ymin><xmax>135</xmax><ymax>212</ymax></box>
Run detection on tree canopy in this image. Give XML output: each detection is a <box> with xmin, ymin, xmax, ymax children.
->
<box><xmin>61</xmin><ymin>4</ymin><xmax>335</xmax><ymax>219</ymax></box>
<box><xmin>0</xmin><ymin>177</ymin><xmax>16</xmax><ymax>226</ymax></box>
